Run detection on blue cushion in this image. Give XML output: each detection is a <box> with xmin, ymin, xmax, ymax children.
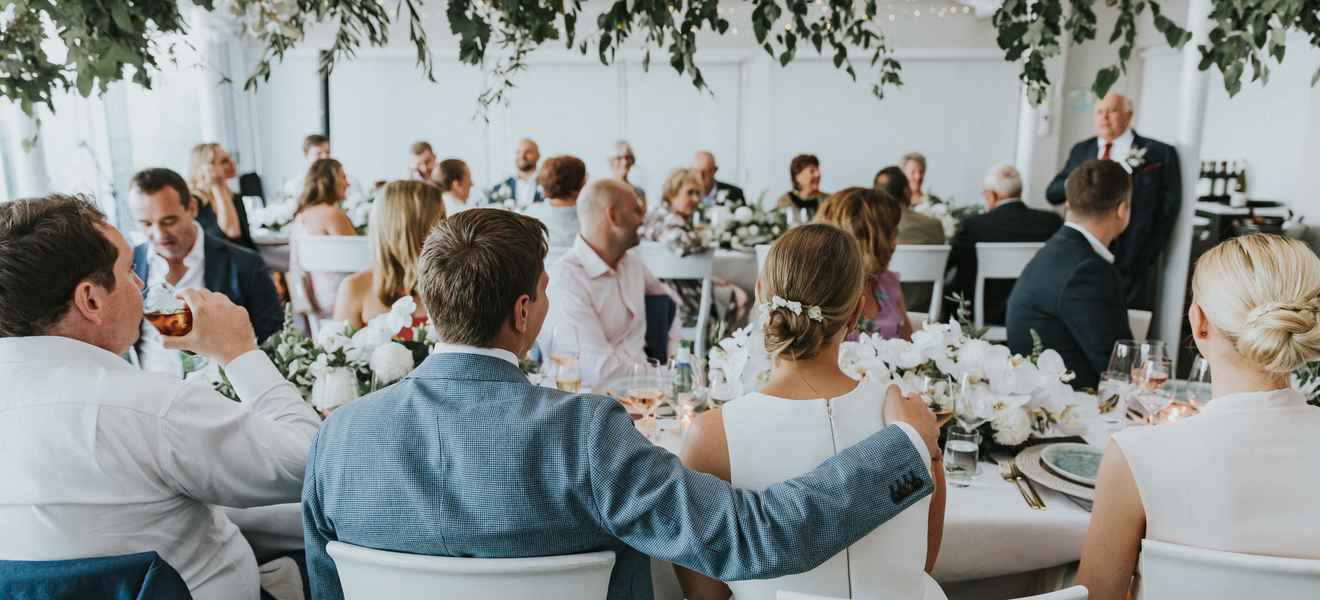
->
<box><xmin>0</xmin><ymin>551</ymin><xmax>192</xmax><ymax>600</ymax></box>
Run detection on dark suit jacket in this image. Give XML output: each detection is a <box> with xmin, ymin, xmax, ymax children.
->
<box><xmin>502</xmin><ymin>176</ymin><xmax>544</xmax><ymax>204</ymax></box>
<box><xmin>0</xmin><ymin>551</ymin><xmax>192</xmax><ymax>600</ymax></box>
<box><xmin>713</xmin><ymin>180</ymin><xmax>745</xmax><ymax>204</ymax></box>
<box><xmin>303</xmin><ymin>353</ymin><xmax>932</xmax><ymax>600</ymax></box>
<box><xmin>1045</xmin><ymin>132</ymin><xmax>1181</xmax><ymax>308</ymax></box>
<box><xmin>946</xmin><ymin>201</ymin><xmax>1063</xmax><ymax>324</ymax></box>
<box><xmin>132</xmin><ymin>234</ymin><xmax>284</xmax><ymax>342</ymax></box>
<box><xmin>194</xmin><ymin>192</ymin><xmax>257</xmax><ymax>251</ymax></box>
<box><xmin>1006</xmin><ymin>226</ymin><xmax>1133</xmax><ymax>390</ymax></box>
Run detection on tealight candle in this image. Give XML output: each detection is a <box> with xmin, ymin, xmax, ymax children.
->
<box><xmin>1156</xmin><ymin>401</ymin><xmax>1200</xmax><ymax>424</ymax></box>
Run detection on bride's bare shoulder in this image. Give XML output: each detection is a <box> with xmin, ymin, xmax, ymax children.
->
<box><xmin>679</xmin><ymin>408</ymin><xmax>730</xmax><ymax>482</ymax></box>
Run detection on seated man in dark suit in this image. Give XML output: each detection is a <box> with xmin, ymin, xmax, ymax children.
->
<box><xmin>1007</xmin><ymin>160</ymin><xmax>1134</xmax><ymax>389</ymax></box>
<box><xmin>945</xmin><ymin>164</ymin><xmax>1063</xmax><ymax>324</ymax></box>
<box><xmin>693</xmin><ymin>150</ymin><xmax>746</xmax><ymax>206</ymax></box>
<box><xmin>302</xmin><ymin>209</ymin><xmax>941</xmax><ymax>600</ymax></box>
<box><xmin>128</xmin><ymin>168</ymin><xmax>283</xmax><ymax>374</ymax></box>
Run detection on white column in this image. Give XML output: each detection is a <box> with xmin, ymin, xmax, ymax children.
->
<box><xmin>1</xmin><ymin>103</ymin><xmax>51</xmax><ymax>198</ymax></box>
<box><xmin>1014</xmin><ymin>89</ymin><xmax>1038</xmax><ymax>203</ymax></box>
<box><xmin>1155</xmin><ymin>0</ymin><xmax>1213</xmax><ymax>368</ymax></box>
<box><xmin>192</xmin><ymin>7</ymin><xmax>232</xmax><ymax>148</ymax></box>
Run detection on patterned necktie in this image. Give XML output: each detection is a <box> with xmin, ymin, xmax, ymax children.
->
<box><xmin>1101</xmin><ymin>142</ymin><xmax>1113</xmax><ymax>161</ymax></box>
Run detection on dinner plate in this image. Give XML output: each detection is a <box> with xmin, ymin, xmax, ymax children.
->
<box><xmin>1040</xmin><ymin>443</ymin><xmax>1104</xmax><ymax>486</ymax></box>
<box><xmin>1015</xmin><ymin>444</ymin><xmax>1095</xmax><ymax>502</ymax></box>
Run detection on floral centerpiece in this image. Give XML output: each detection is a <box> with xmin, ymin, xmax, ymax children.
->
<box><xmin>1292</xmin><ymin>361</ymin><xmax>1320</xmax><ymax>408</ymax></box>
<box><xmin>247</xmin><ymin>200</ymin><xmax>298</xmax><ymax>233</ymax></box>
<box><xmin>700</xmin><ymin>199</ymin><xmax>789</xmax><ymax>251</ymax></box>
<box><xmin>187</xmin><ymin>298</ymin><xmax>434</xmax><ymax>416</ymax></box>
<box><xmin>913</xmin><ymin>196</ymin><xmax>984</xmax><ymax>239</ymax></box>
<box><xmin>708</xmin><ymin>315</ymin><xmax>1096</xmax><ymax>450</ymax></box>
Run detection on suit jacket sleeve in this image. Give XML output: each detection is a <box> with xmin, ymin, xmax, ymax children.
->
<box><xmin>302</xmin><ymin>432</ymin><xmax>343</xmax><ymax>600</ymax></box>
<box><xmin>946</xmin><ymin>224</ymin><xmax>976</xmax><ymax>301</ymax></box>
<box><xmin>584</xmin><ymin>400</ymin><xmax>931</xmax><ymax>580</ymax></box>
<box><xmin>1046</xmin><ymin>143</ymin><xmax>1085</xmax><ymax>206</ymax></box>
<box><xmin>240</xmin><ymin>253</ymin><xmax>285</xmax><ymax>343</ymax></box>
<box><xmin>1058</xmin><ymin>258</ymin><xmax>1134</xmax><ymax>378</ymax></box>
<box><xmin>1146</xmin><ymin>145</ymin><xmax>1182</xmax><ymax>265</ymax></box>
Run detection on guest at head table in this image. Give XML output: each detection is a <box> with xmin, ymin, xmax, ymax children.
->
<box><xmin>281</xmin><ymin>133</ymin><xmax>332</xmax><ymax>201</ymax></box>
<box><xmin>677</xmin><ymin>223</ymin><xmax>945</xmax><ymax>600</ymax></box>
<box><xmin>489</xmin><ymin>137</ymin><xmax>544</xmax><ymax>207</ymax></box>
<box><xmin>641</xmin><ymin>168</ymin><xmax>751</xmax><ymax>332</ymax></box>
<box><xmin>542</xmin><ymin>179</ymin><xmax>675</xmax><ymax>388</ymax></box>
<box><xmin>433</xmin><ymin>158</ymin><xmax>474</xmax><ymax>216</ymax></box>
<box><xmin>334</xmin><ymin>181</ymin><xmax>445</xmax><ymax>330</ymax></box>
<box><xmin>301</xmin><ymin>208</ymin><xmax>941</xmax><ymax>600</ymax></box>
<box><xmin>814</xmin><ymin>187</ymin><xmax>914</xmax><ymax>341</ymax></box>
<box><xmin>944</xmin><ymin>164</ymin><xmax>1063</xmax><ymax>325</ymax></box>
<box><xmin>409</xmin><ymin>140</ymin><xmax>437</xmax><ymax>183</ymax></box>
<box><xmin>692</xmin><ymin>149</ymin><xmax>746</xmax><ymax>207</ymax></box>
<box><xmin>188</xmin><ymin>142</ymin><xmax>256</xmax><ymax>251</ymax></box>
<box><xmin>1077</xmin><ymin>233</ymin><xmax>1320</xmax><ymax>600</ymax></box>
<box><xmin>127</xmin><ymin>167</ymin><xmax>284</xmax><ymax>376</ymax></box>
<box><xmin>525</xmin><ymin>155</ymin><xmax>587</xmax><ymax>248</ymax></box>
<box><xmin>776</xmin><ymin>153</ymin><xmax>827</xmax><ymax>219</ymax></box>
<box><xmin>1006</xmin><ymin>159</ymin><xmax>1134</xmax><ymax>389</ymax></box>
<box><xmin>608</xmin><ymin>140</ymin><xmax>646</xmax><ymax>208</ymax></box>
<box><xmin>0</xmin><ymin>195</ymin><xmax>319</xmax><ymax>600</ymax></box>
<box><xmin>290</xmin><ymin>158</ymin><xmax>357</xmax><ymax>319</ymax></box>
<box><xmin>901</xmin><ymin>151</ymin><xmax>934</xmax><ymax>207</ymax></box>
<box><xmin>875</xmin><ymin>165</ymin><xmax>945</xmax><ymax>314</ymax></box>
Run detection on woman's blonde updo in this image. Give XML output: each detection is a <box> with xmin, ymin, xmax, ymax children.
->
<box><xmin>1192</xmin><ymin>233</ymin><xmax>1320</xmax><ymax>374</ymax></box>
<box><xmin>760</xmin><ymin>223</ymin><xmax>864</xmax><ymax>361</ymax></box>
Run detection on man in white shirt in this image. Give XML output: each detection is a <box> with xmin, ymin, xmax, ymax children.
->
<box><xmin>543</xmin><ymin>179</ymin><xmax>675</xmax><ymax>388</ymax></box>
<box><xmin>282</xmin><ymin>133</ymin><xmax>333</xmax><ymax>202</ymax></box>
<box><xmin>0</xmin><ymin>194</ymin><xmax>320</xmax><ymax>600</ymax></box>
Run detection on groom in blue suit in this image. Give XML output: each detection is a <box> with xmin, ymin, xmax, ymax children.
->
<box><xmin>302</xmin><ymin>209</ymin><xmax>940</xmax><ymax>600</ymax></box>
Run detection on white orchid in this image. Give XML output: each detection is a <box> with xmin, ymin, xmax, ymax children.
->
<box><xmin>315</xmin><ymin>321</ymin><xmax>353</xmax><ymax>354</ymax></box>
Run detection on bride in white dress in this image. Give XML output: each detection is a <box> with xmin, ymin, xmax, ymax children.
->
<box><xmin>678</xmin><ymin>223</ymin><xmax>947</xmax><ymax>600</ymax></box>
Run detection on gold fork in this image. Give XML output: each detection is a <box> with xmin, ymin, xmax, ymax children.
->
<box><xmin>999</xmin><ymin>461</ymin><xmax>1040</xmax><ymax>509</ymax></box>
<box><xmin>1011</xmin><ymin>461</ymin><xmax>1047</xmax><ymax>509</ymax></box>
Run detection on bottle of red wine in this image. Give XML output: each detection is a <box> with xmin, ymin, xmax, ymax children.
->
<box><xmin>1196</xmin><ymin>161</ymin><xmax>1212</xmax><ymax>201</ymax></box>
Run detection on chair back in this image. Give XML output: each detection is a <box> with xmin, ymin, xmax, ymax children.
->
<box><xmin>327</xmin><ymin>542</ymin><xmax>615</xmax><ymax>600</ymax></box>
<box><xmin>1139</xmin><ymin>539</ymin><xmax>1320</xmax><ymax>599</ymax></box>
<box><xmin>755</xmin><ymin>244</ymin><xmax>771</xmax><ymax>274</ymax></box>
<box><xmin>777</xmin><ymin>592</ymin><xmax>847</xmax><ymax>600</ymax></box>
<box><xmin>0</xmin><ymin>551</ymin><xmax>192</xmax><ymax>600</ymax></box>
<box><xmin>891</xmin><ymin>245</ymin><xmax>951</xmax><ymax>322</ymax></box>
<box><xmin>1009</xmin><ymin>585</ymin><xmax>1087</xmax><ymax>600</ymax></box>
<box><xmin>294</xmin><ymin>234</ymin><xmax>371</xmax><ymax>274</ymax></box>
<box><xmin>633</xmin><ymin>242</ymin><xmax>715</xmax><ymax>360</ymax></box>
<box><xmin>973</xmin><ymin>242</ymin><xmax>1044</xmax><ymax>341</ymax></box>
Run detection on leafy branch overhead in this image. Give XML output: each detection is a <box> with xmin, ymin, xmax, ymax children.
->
<box><xmin>2</xmin><ymin>0</ymin><xmax>1319</xmax><ymax>116</ymax></box>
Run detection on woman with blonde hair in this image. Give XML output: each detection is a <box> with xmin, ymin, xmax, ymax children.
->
<box><xmin>815</xmin><ymin>187</ymin><xmax>913</xmax><ymax>341</ymax></box>
<box><xmin>290</xmin><ymin>158</ymin><xmax>357</xmax><ymax>318</ymax></box>
<box><xmin>678</xmin><ymin>223</ymin><xmax>946</xmax><ymax>600</ymax></box>
<box><xmin>1077</xmin><ymin>233</ymin><xmax>1320</xmax><ymax>600</ymax></box>
<box><xmin>334</xmin><ymin>181</ymin><xmax>444</xmax><ymax>329</ymax></box>
<box><xmin>188</xmin><ymin>142</ymin><xmax>256</xmax><ymax>249</ymax></box>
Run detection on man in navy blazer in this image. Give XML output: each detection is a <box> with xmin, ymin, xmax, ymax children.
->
<box><xmin>487</xmin><ymin>137</ymin><xmax>545</xmax><ymax>206</ymax></box>
<box><xmin>128</xmin><ymin>168</ymin><xmax>283</xmax><ymax>344</ymax></box>
<box><xmin>302</xmin><ymin>209</ymin><xmax>941</xmax><ymax>600</ymax></box>
<box><xmin>1010</xmin><ymin>160</ymin><xmax>1135</xmax><ymax>389</ymax></box>
<box><xmin>1046</xmin><ymin>92</ymin><xmax>1180</xmax><ymax>311</ymax></box>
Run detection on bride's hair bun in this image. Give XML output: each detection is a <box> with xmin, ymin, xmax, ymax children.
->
<box><xmin>1192</xmin><ymin>234</ymin><xmax>1320</xmax><ymax>374</ymax></box>
<box><xmin>760</xmin><ymin>224</ymin><xmax>864</xmax><ymax>361</ymax></box>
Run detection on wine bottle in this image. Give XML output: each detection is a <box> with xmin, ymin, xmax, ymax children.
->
<box><xmin>1196</xmin><ymin>161</ymin><xmax>1212</xmax><ymax>201</ymax></box>
<box><xmin>1230</xmin><ymin>160</ymin><xmax>1248</xmax><ymax>207</ymax></box>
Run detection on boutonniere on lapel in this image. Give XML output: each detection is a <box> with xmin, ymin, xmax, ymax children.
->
<box><xmin>1123</xmin><ymin>146</ymin><xmax>1148</xmax><ymax>173</ymax></box>
<box><xmin>716</xmin><ymin>189</ymin><xmax>730</xmax><ymax>205</ymax></box>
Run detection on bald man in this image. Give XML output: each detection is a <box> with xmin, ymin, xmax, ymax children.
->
<box><xmin>541</xmin><ymin>180</ymin><xmax>677</xmax><ymax>387</ymax></box>
<box><xmin>488</xmin><ymin>138</ymin><xmax>545</xmax><ymax>207</ymax></box>
<box><xmin>1046</xmin><ymin>92</ymin><xmax>1180</xmax><ymax>311</ymax></box>
<box><xmin>692</xmin><ymin>150</ymin><xmax>746</xmax><ymax>206</ymax></box>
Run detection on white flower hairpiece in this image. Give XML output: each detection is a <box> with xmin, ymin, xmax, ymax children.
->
<box><xmin>761</xmin><ymin>295</ymin><xmax>825</xmax><ymax>322</ymax></box>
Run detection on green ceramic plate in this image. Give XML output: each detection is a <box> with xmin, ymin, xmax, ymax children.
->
<box><xmin>1040</xmin><ymin>443</ymin><xmax>1104</xmax><ymax>487</ymax></box>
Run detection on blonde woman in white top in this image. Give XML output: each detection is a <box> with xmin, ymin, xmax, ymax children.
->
<box><xmin>679</xmin><ymin>223</ymin><xmax>946</xmax><ymax>600</ymax></box>
<box><xmin>1078</xmin><ymin>233</ymin><xmax>1320</xmax><ymax>599</ymax></box>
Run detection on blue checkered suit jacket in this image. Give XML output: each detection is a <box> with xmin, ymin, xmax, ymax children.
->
<box><xmin>303</xmin><ymin>352</ymin><xmax>932</xmax><ymax>600</ymax></box>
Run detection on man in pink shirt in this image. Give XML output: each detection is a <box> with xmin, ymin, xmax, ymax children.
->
<box><xmin>543</xmin><ymin>179</ymin><xmax>676</xmax><ymax>388</ymax></box>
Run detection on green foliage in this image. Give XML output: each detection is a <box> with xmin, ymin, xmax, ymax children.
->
<box><xmin>948</xmin><ymin>292</ymin><xmax>989</xmax><ymax>341</ymax></box>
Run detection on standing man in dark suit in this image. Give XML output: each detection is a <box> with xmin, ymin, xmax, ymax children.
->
<box><xmin>1010</xmin><ymin>160</ymin><xmax>1134</xmax><ymax>389</ymax></box>
<box><xmin>302</xmin><ymin>209</ymin><xmax>941</xmax><ymax>600</ymax></box>
<box><xmin>1046</xmin><ymin>92</ymin><xmax>1180</xmax><ymax>311</ymax></box>
<box><xmin>693</xmin><ymin>150</ymin><xmax>746</xmax><ymax>206</ymax></box>
<box><xmin>128</xmin><ymin>168</ymin><xmax>283</xmax><ymax>374</ymax></box>
<box><xmin>487</xmin><ymin>138</ymin><xmax>544</xmax><ymax>208</ymax></box>
<box><xmin>946</xmin><ymin>164</ymin><xmax>1063</xmax><ymax>324</ymax></box>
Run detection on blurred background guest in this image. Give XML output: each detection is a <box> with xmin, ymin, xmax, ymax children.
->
<box><xmin>777</xmin><ymin>154</ymin><xmax>827</xmax><ymax>219</ymax></box>
<box><xmin>901</xmin><ymin>151</ymin><xmax>934</xmax><ymax>207</ymax></box>
<box><xmin>188</xmin><ymin>143</ymin><xmax>255</xmax><ymax>251</ymax></box>
<box><xmin>816</xmin><ymin>187</ymin><xmax>913</xmax><ymax>341</ymax></box>
<box><xmin>335</xmin><ymin>180</ymin><xmax>444</xmax><ymax>329</ymax></box>
<box><xmin>609</xmin><ymin>140</ymin><xmax>646</xmax><ymax>209</ymax></box>
<box><xmin>526</xmin><ymin>155</ymin><xmax>587</xmax><ymax>248</ymax></box>
<box><xmin>282</xmin><ymin>133</ymin><xmax>332</xmax><ymax>201</ymax></box>
<box><xmin>290</xmin><ymin>158</ymin><xmax>357</xmax><ymax>320</ymax></box>
<box><xmin>434</xmin><ymin>158</ymin><xmax>474</xmax><ymax>215</ymax></box>
<box><xmin>876</xmin><ymin>165</ymin><xmax>944</xmax><ymax>313</ymax></box>
<box><xmin>409</xmin><ymin>140</ymin><xmax>437</xmax><ymax>182</ymax></box>
<box><xmin>692</xmin><ymin>150</ymin><xmax>745</xmax><ymax>207</ymax></box>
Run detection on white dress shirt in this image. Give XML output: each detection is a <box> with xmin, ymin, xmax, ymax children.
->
<box><xmin>1065</xmin><ymin>222</ymin><xmax>1115</xmax><ymax>264</ymax></box>
<box><xmin>442</xmin><ymin>193</ymin><xmax>469</xmax><ymax>216</ymax></box>
<box><xmin>0</xmin><ymin>336</ymin><xmax>320</xmax><ymax>600</ymax></box>
<box><xmin>433</xmin><ymin>342</ymin><xmax>519</xmax><ymax>366</ymax></box>
<box><xmin>543</xmin><ymin>236</ymin><xmax>676</xmax><ymax>388</ymax></box>
<box><xmin>513</xmin><ymin>173</ymin><xmax>538</xmax><ymax>207</ymax></box>
<box><xmin>1095</xmin><ymin>127</ymin><xmax>1135</xmax><ymax>163</ymax></box>
<box><xmin>140</xmin><ymin>224</ymin><xmax>206</xmax><ymax>377</ymax></box>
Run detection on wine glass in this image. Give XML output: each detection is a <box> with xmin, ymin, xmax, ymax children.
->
<box><xmin>917</xmin><ymin>373</ymin><xmax>954</xmax><ymax>428</ymax></box>
<box><xmin>623</xmin><ymin>362</ymin><xmax>666</xmax><ymax>437</ymax></box>
<box><xmin>666</xmin><ymin>358</ymin><xmax>706</xmax><ymax>433</ymax></box>
<box><xmin>1134</xmin><ymin>357</ymin><xmax>1173</xmax><ymax>422</ymax></box>
<box><xmin>1184</xmin><ymin>354</ymin><xmax>1212</xmax><ymax>407</ymax></box>
<box><xmin>953</xmin><ymin>373</ymin><xmax>992</xmax><ymax>434</ymax></box>
<box><xmin>548</xmin><ymin>323</ymin><xmax>581</xmax><ymax>393</ymax></box>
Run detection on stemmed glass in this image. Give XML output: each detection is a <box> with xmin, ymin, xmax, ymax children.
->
<box><xmin>1133</xmin><ymin>357</ymin><xmax>1174</xmax><ymax>422</ymax></box>
<box><xmin>547</xmin><ymin>323</ymin><xmax>581</xmax><ymax>393</ymax></box>
<box><xmin>623</xmin><ymin>361</ymin><xmax>666</xmax><ymax>438</ymax></box>
<box><xmin>944</xmin><ymin>373</ymin><xmax>989</xmax><ymax>485</ymax></box>
<box><xmin>917</xmin><ymin>373</ymin><xmax>954</xmax><ymax>428</ymax></box>
<box><xmin>666</xmin><ymin>358</ymin><xmax>707</xmax><ymax>434</ymax></box>
<box><xmin>1185</xmin><ymin>354</ymin><xmax>1212</xmax><ymax>407</ymax></box>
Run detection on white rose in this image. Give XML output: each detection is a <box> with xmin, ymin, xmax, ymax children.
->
<box><xmin>733</xmin><ymin>206</ymin><xmax>754</xmax><ymax>223</ymax></box>
<box><xmin>369</xmin><ymin>342</ymin><xmax>415</xmax><ymax>385</ymax></box>
<box><xmin>992</xmin><ymin>407</ymin><xmax>1033</xmax><ymax>446</ymax></box>
<box><xmin>311</xmin><ymin>367</ymin><xmax>359</xmax><ymax>412</ymax></box>
<box><xmin>748</xmin><ymin>224</ymin><xmax>761</xmax><ymax>237</ymax></box>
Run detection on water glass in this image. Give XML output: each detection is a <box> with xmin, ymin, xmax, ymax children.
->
<box><xmin>1097</xmin><ymin>370</ymin><xmax>1130</xmax><ymax>428</ymax></box>
<box><xmin>943</xmin><ymin>429</ymin><xmax>981</xmax><ymax>486</ymax></box>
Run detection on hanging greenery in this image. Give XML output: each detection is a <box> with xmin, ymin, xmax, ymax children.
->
<box><xmin>3</xmin><ymin>0</ymin><xmax>1319</xmax><ymax>116</ymax></box>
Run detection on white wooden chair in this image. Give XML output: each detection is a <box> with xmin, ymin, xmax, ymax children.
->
<box><xmin>291</xmin><ymin>234</ymin><xmax>371</xmax><ymax>335</ymax></box>
<box><xmin>974</xmin><ymin>242</ymin><xmax>1044</xmax><ymax>342</ymax></box>
<box><xmin>1127</xmin><ymin>309</ymin><xmax>1153</xmax><ymax>341</ymax></box>
<box><xmin>327</xmin><ymin>542</ymin><xmax>615</xmax><ymax>600</ymax></box>
<box><xmin>777</xmin><ymin>585</ymin><xmax>1085</xmax><ymax>600</ymax></box>
<box><xmin>1139</xmin><ymin>539</ymin><xmax>1320</xmax><ymax>599</ymax></box>
<box><xmin>755</xmin><ymin>244</ymin><xmax>771</xmax><ymax>274</ymax></box>
<box><xmin>891</xmin><ymin>244</ymin><xmax>951</xmax><ymax>324</ymax></box>
<box><xmin>634</xmin><ymin>242</ymin><xmax>715</xmax><ymax>360</ymax></box>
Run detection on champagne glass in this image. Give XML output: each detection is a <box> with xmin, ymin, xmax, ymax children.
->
<box><xmin>143</xmin><ymin>282</ymin><xmax>193</xmax><ymax>337</ymax></box>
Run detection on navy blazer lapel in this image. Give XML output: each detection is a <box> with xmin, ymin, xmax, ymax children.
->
<box><xmin>131</xmin><ymin>244</ymin><xmax>150</xmax><ymax>283</ymax></box>
<box><xmin>202</xmin><ymin>235</ymin><xmax>231</xmax><ymax>293</ymax></box>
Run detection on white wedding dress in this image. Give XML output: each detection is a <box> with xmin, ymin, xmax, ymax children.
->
<box><xmin>722</xmin><ymin>380</ymin><xmax>946</xmax><ymax>600</ymax></box>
